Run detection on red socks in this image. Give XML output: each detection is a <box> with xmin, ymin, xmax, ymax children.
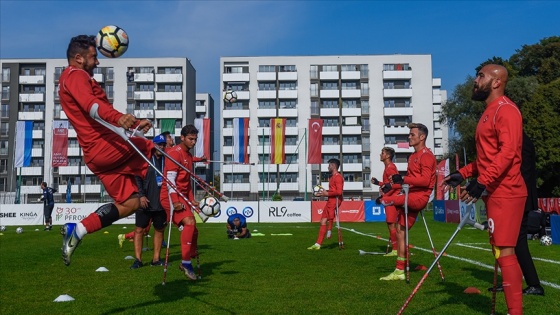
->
<box><xmin>396</xmin><ymin>257</ymin><xmax>406</xmax><ymax>271</ymax></box>
<box><xmin>390</xmin><ymin>228</ymin><xmax>397</xmax><ymax>250</ymax></box>
<box><xmin>498</xmin><ymin>254</ymin><xmax>523</xmax><ymax>315</ymax></box>
<box><xmin>316</xmin><ymin>225</ymin><xmax>327</xmax><ymax>245</ymax></box>
<box><xmin>190</xmin><ymin>227</ymin><xmax>199</xmax><ymax>258</ymax></box>
<box><xmin>81</xmin><ymin>213</ymin><xmax>102</xmax><ymax>233</ymax></box>
<box><xmin>180</xmin><ymin>224</ymin><xmax>195</xmax><ymax>261</ymax></box>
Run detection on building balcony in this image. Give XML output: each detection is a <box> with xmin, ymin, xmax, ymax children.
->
<box><xmin>93</xmin><ymin>73</ymin><xmax>104</xmax><ymax>83</ymax></box>
<box><xmin>222</xmin><ymin>109</ymin><xmax>250</xmax><ymax>118</ymax></box>
<box><xmin>222</xmin><ymin>164</ymin><xmax>251</xmax><ymax>173</ymax></box>
<box><xmin>257</xmin><ymin>90</ymin><xmax>276</xmax><ymax>99</ymax></box>
<box><xmin>343</xmin><ymin>163</ymin><xmax>364</xmax><ymax>172</ymax></box>
<box><xmin>196</xmin><ymin>105</ymin><xmax>206</xmax><ymax>113</ymax></box>
<box><xmin>57</xmin><ymin>165</ymin><xmax>93</xmax><ymax>175</ymax></box>
<box><xmin>322</xmin><ymin>126</ymin><xmax>341</xmax><ymax>135</ymax></box>
<box><xmin>19</xmin><ymin>93</ymin><xmax>44</xmax><ymax>102</ymax></box>
<box><xmin>434</xmin><ymin>129</ymin><xmax>443</xmax><ymax>139</ymax></box>
<box><xmin>433</xmin><ymin>78</ymin><xmax>442</xmax><ymax>86</ymax></box>
<box><xmin>278</xmin><ymin>89</ymin><xmax>297</xmax><ymax>99</ymax></box>
<box><xmin>134</xmin><ymin>109</ymin><xmax>154</xmax><ymax>119</ymax></box>
<box><xmin>285</xmin><ymin>127</ymin><xmax>298</xmax><ymax>135</ymax></box>
<box><xmin>383</xmin><ymin>70</ymin><xmax>413</xmax><ymax>79</ymax></box>
<box><xmin>256</xmin><ymin>164</ymin><xmax>277</xmax><ymax>172</ymax></box>
<box><xmin>383</xmin><ymin>89</ymin><xmax>413</xmax><ymax>98</ymax></box>
<box><xmin>383</xmin><ymin>107</ymin><xmax>414</xmax><ymax>116</ymax></box>
<box><xmin>257</xmin><ymin>108</ymin><xmax>276</xmax><ymax>117</ymax></box>
<box><xmin>60</xmin><ymin>111</ymin><xmax>68</xmax><ymax>119</ymax></box>
<box><xmin>385</xmin><ymin>143</ymin><xmax>413</xmax><ymax>153</ymax></box>
<box><xmin>319</xmin><ymin>71</ymin><xmax>338</xmax><ymax>80</ymax></box>
<box><xmin>395</xmin><ymin>162</ymin><xmax>408</xmax><ymax>171</ymax></box>
<box><xmin>31</xmin><ymin>148</ymin><xmax>43</xmax><ymax>157</ymax></box>
<box><xmin>278</xmin><ymin>72</ymin><xmax>297</xmax><ymax>80</ymax></box>
<box><xmin>223</xmin><ymin>183</ymin><xmax>251</xmax><ymax>191</ymax></box>
<box><xmin>322</xmin><ymin>144</ymin><xmax>340</xmax><ymax>153</ymax></box>
<box><xmin>78</xmin><ymin>185</ymin><xmax>103</xmax><ymax>194</ymax></box>
<box><xmin>341</xmin><ymin>126</ymin><xmax>362</xmax><ymax>134</ymax></box>
<box><xmin>278</xmin><ymin>108</ymin><xmax>298</xmax><ymax>117</ymax></box>
<box><xmin>320</xmin><ymin>90</ymin><xmax>339</xmax><ymax>98</ymax></box>
<box><xmin>222</xmin><ymin>146</ymin><xmax>233</xmax><ymax>155</ymax></box>
<box><xmin>134</xmin><ymin>73</ymin><xmax>154</xmax><ymax>82</ymax></box>
<box><xmin>433</xmin><ymin>104</ymin><xmax>442</xmax><ymax>112</ymax></box>
<box><xmin>235</xmin><ymin>90</ymin><xmax>250</xmax><ymax>100</ymax></box>
<box><xmin>156</xmin><ymin>91</ymin><xmax>182</xmax><ymax>101</ymax></box>
<box><xmin>20</xmin><ymin>185</ymin><xmax>42</xmax><ymax>194</ymax></box>
<box><xmin>433</xmin><ymin>94</ymin><xmax>442</xmax><ymax>104</ymax></box>
<box><xmin>384</xmin><ymin>125</ymin><xmax>410</xmax><ymax>135</ymax></box>
<box><xmin>278</xmin><ymin>163</ymin><xmax>298</xmax><ymax>172</ymax></box>
<box><xmin>341</xmin><ymin>89</ymin><xmax>361</xmax><ymax>98</ymax></box>
<box><xmin>257</xmin><ymin>182</ymin><xmax>277</xmax><ymax>191</ymax></box>
<box><xmin>223</xmin><ymin>73</ymin><xmax>250</xmax><ymax>82</ymax></box>
<box><xmin>434</xmin><ymin>147</ymin><xmax>444</xmax><ymax>156</ymax></box>
<box><xmin>257</xmin><ymin>72</ymin><xmax>276</xmax><ymax>81</ymax></box>
<box><xmin>20</xmin><ymin>167</ymin><xmax>42</xmax><ymax>176</ymax></box>
<box><xmin>341</xmin><ymin>71</ymin><xmax>360</xmax><ymax>80</ymax></box>
<box><xmin>279</xmin><ymin>182</ymin><xmax>298</xmax><ymax>191</ymax></box>
<box><xmin>32</xmin><ymin>130</ymin><xmax>44</xmax><ymax>139</ymax></box>
<box><xmin>343</xmin><ymin>181</ymin><xmax>364</xmax><ymax>191</ymax></box>
<box><xmin>341</xmin><ymin>107</ymin><xmax>361</xmax><ymax>117</ymax></box>
<box><xmin>320</xmin><ymin>108</ymin><xmax>339</xmax><ymax>117</ymax></box>
<box><xmin>342</xmin><ymin>144</ymin><xmax>362</xmax><ymax>153</ymax></box>
<box><xmin>155</xmin><ymin>73</ymin><xmax>182</xmax><ymax>82</ymax></box>
<box><xmin>67</xmin><ymin>147</ymin><xmax>81</xmax><ymax>156</ymax></box>
<box><xmin>133</xmin><ymin>91</ymin><xmax>154</xmax><ymax>100</ymax></box>
<box><xmin>19</xmin><ymin>75</ymin><xmax>45</xmax><ymax>84</ymax></box>
<box><xmin>154</xmin><ymin>109</ymin><xmax>182</xmax><ymax>119</ymax></box>
<box><xmin>18</xmin><ymin>111</ymin><xmax>44</xmax><ymax>120</ymax></box>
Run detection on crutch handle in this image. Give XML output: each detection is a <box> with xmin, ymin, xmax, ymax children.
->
<box><xmin>89</xmin><ymin>104</ymin><xmax>129</xmax><ymax>140</ymax></box>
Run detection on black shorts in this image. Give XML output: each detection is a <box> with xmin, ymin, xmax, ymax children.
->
<box><xmin>135</xmin><ymin>209</ymin><xmax>167</xmax><ymax>230</ymax></box>
<box><xmin>44</xmin><ymin>205</ymin><xmax>54</xmax><ymax>220</ymax></box>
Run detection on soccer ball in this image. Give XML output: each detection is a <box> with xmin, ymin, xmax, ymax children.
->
<box><xmin>223</xmin><ymin>90</ymin><xmax>237</xmax><ymax>103</ymax></box>
<box><xmin>0</xmin><ymin>225</ymin><xmax>5</xmax><ymax>232</ymax></box>
<box><xmin>16</xmin><ymin>227</ymin><xmax>23</xmax><ymax>234</ymax></box>
<box><xmin>199</xmin><ymin>196</ymin><xmax>221</xmax><ymax>217</ymax></box>
<box><xmin>96</xmin><ymin>25</ymin><xmax>129</xmax><ymax>58</ymax></box>
<box><xmin>313</xmin><ymin>185</ymin><xmax>324</xmax><ymax>196</ymax></box>
<box><xmin>540</xmin><ymin>235</ymin><xmax>552</xmax><ymax>246</ymax></box>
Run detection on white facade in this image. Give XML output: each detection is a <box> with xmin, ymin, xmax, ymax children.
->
<box><xmin>220</xmin><ymin>55</ymin><xmax>448</xmax><ymax>200</ymax></box>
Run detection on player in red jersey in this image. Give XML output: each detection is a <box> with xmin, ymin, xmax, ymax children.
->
<box><xmin>159</xmin><ymin>125</ymin><xmax>201</xmax><ymax>280</ymax></box>
<box><xmin>58</xmin><ymin>35</ymin><xmax>154</xmax><ymax>266</ymax></box>
<box><xmin>371</xmin><ymin>147</ymin><xmax>399</xmax><ymax>256</ymax></box>
<box><xmin>308</xmin><ymin>158</ymin><xmax>344</xmax><ymax>250</ymax></box>
<box><xmin>444</xmin><ymin>64</ymin><xmax>525</xmax><ymax>314</ymax></box>
<box><xmin>379</xmin><ymin>123</ymin><xmax>436</xmax><ymax>280</ymax></box>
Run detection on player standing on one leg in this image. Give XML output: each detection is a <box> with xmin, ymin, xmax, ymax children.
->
<box><xmin>371</xmin><ymin>147</ymin><xmax>399</xmax><ymax>256</ymax></box>
<box><xmin>308</xmin><ymin>158</ymin><xmax>344</xmax><ymax>250</ymax></box>
<box><xmin>40</xmin><ymin>182</ymin><xmax>56</xmax><ymax>231</ymax></box>
<box><xmin>159</xmin><ymin>125</ymin><xmax>201</xmax><ymax>280</ymax></box>
<box><xmin>378</xmin><ymin>123</ymin><xmax>436</xmax><ymax>281</ymax></box>
<box><xmin>443</xmin><ymin>64</ymin><xmax>525</xmax><ymax>315</ymax></box>
<box><xmin>58</xmin><ymin>35</ymin><xmax>154</xmax><ymax>266</ymax></box>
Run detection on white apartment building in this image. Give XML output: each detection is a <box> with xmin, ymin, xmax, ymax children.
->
<box><xmin>0</xmin><ymin>57</ymin><xmax>208</xmax><ymax>203</ymax></box>
<box><xmin>220</xmin><ymin>55</ymin><xmax>448</xmax><ymax>201</ymax></box>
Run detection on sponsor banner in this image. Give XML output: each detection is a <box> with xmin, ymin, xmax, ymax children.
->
<box><xmin>259</xmin><ymin>201</ymin><xmax>311</xmax><ymax>223</ymax></box>
<box><xmin>445</xmin><ymin>200</ymin><xmax>460</xmax><ymax>223</ymax></box>
<box><xmin>52</xmin><ymin>120</ymin><xmax>69</xmax><ymax>166</ymax></box>
<box><xmin>432</xmin><ymin>200</ymin><xmax>446</xmax><ymax>222</ymax></box>
<box><xmin>205</xmin><ymin>201</ymin><xmax>259</xmax><ymax>223</ymax></box>
<box><xmin>0</xmin><ymin>204</ymin><xmax>42</xmax><ymax>225</ymax></box>
<box><xmin>364</xmin><ymin>201</ymin><xmax>385</xmax><ymax>222</ymax></box>
<box><xmin>311</xmin><ymin>201</ymin><xmax>364</xmax><ymax>222</ymax></box>
<box><xmin>551</xmin><ymin>215</ymin><xmax>560</xmax><ymax>245</ymax></box>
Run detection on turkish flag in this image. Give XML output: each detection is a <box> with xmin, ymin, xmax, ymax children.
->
<box><xmin>308</xmin><ymin>119</ymin><xmax>323</xmax><ymax>164</ymax></box>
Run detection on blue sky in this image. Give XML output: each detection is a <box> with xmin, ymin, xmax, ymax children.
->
<box><xmin>1</xmin><ymin>0</ymin><xmax>558</xmax><ymax>99</ymax></box>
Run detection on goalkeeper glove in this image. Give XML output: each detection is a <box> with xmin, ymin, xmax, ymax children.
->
<box><xmin>466</xmin><ymin>180</ymin><xmax>486</xmax><ymax>199</ymax></box>
<box><xmin>391</xmin><ymin>174</ymin><xmax>404</xmax><ymax>184</ymax></box>
<box><xmin>381</xmin><ymin>184</ymin><xmax>392</xmax><ymax>193</ymax></box>
<box><xmin>444</xmin><ymin>171</ymin><xmax>464</xmax><ymax>188</ymax></box>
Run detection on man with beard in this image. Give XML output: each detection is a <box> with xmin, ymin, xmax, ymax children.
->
<box><xmin>444</xmin><ymin>64</ymin><xmax>525</xmax><ymax>314</ymax></box>
<box><xmin>58</xmin><ymin>35</ymin><xmax>154</xmax><ymax>266</ymax></box>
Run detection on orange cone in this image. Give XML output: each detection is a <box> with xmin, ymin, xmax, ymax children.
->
<box><xmin>463</xmin><ymin>287</ymin><xmax>481</xmax><ymax>294</ymax></box>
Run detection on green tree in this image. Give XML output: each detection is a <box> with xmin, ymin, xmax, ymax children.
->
<box><xmin>509</xmin><ymin>36</ymin><xmax>560</xmax><ymax>84</ymax></box>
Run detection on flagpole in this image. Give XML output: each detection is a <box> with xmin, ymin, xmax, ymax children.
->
<box><xmin>304</xmin><ymin>128</ymin><xmax>308</xmax><ymax>201</ymax></box>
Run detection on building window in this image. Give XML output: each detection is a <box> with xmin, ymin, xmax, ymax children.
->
<box><xmin>279</xmin><ymin>100</ymin><xmax>296</xmax><ymax>109</ymax></box>
<box><xmin>321</xmin><ymin>82</ymin><xmax>338</xmax><ymax>90</ymax></box>
<box><xmin>321</xmin><ymin>100</ymin><xmax>338</xmax><ymax>108</ymax></box>
<box><xmin>1</xmin><ymin>86</ymin><xmax>8</xmax><ymax>100</ymax></box>
<box><xmin>383</xmin><ymin>63</ymin><xmax>411</xmax><ymax>71</ymax></box>
<box><xmin>258</xmin><ymin>82</ymin><xmax>276</xmax><ymax>91</ymax></box>
<box><xmin>323</xmin><ymin>136</ymin><xmax>339</xmax><ymax>145</ymax></box>
<box><xmin>259</xmin><ymin>65</ymin><xmax>275</xmax><ymax>72</ymax></box>
<box><xmin>0</xmin><ymin>141</ymin><xmax>8</xmax><ymax>155</ymax></box>
<box><xmin>310</xmin><ymin>101</ymin><xmax>319</xmax><ymax>115</ymax></box>
<box><xmin>279</xmin><ymin>82</ymin><xmax>297</xmax><ymax>90</ymax></box>
<box><xmin>258</xmin><ymin>118</ymin><xmax>271</xmax><ymax>127</ymax></box>
<box><xmin>106</xmin><ymin>67</ymin><xmax>114</xmax><ymax>81</ymax></box>
<box><xmin>322</xmin><ymin>65</ymin><xmax>337</xmax><ymax>72</ymax></box>
<box><xmin>341</xmin><ymin>64</ymin><xmax>358</xmax><ymax>71</ymax></box>
<box><xmin>310</xmin><ymin>65</ymin><xmax>318</xmax><ymax>79</ymax></box>
<box><xmin>1</xmin><ymin>68</ymin><xmax>10</xmax><ymax>82</ymax></box>
<box><xmin>0</xmin><ymin>104</ymin><xmax>8</xmax><ymax>117</ymax></box>
<box><xmin>258</xmin><ymin>100</ymin><xmax>275</xmax><ymax>109</ymax></box>
<box><xmin>278</xmin><ymin>65</ymin><xmax>296</xmax><ymax>72</ymax></box>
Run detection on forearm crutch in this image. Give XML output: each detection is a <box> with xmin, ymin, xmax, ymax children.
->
<box><xmin>397</xmin><ymin>206</ymin><xmax>485</xmax><ymax>315</ymax></box>
<box><xmin>420</xmin><ymin>211</ymin><xmax>445</xmax><ymax>281</ymax></box>
<box><xmin>153</xmin><ymin>146</ymin><xmax>229</xmax><ymax>202</ymax></box>
<box><xmin>403</xmin><ymin>184</ymin><xmax>410</xmax><ymax>284</ymax></box>
<box><xmin>336</xmin><ymin>197</ymin><xmax>344</xmax><ymax>250</ymax></box>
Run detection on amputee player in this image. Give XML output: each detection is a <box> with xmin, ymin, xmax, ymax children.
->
<box><xmin>226</xmin><ymin>213</ymin><xmax>252</xmax><ymax>239</ymax></box>
<box><xmin>159</xmin><ymin>125</ymin><xmax>200</xmax><ymax>280</ymax></box>
<box><xmin>444</xmin><ymin>64</ymin><xmax>526</xmax><ymax>314</ymax></box>
<box><xmin>371</xmin><ymin>147</ymin><xmax>399</xmax><ymax>256</ymax></box>
<box><xmin>379</xmin><ymin>123</ymin><xmax>436</xmax><ymax>280</ymax></box>
<box><xmin>58</xmin><ymin>35</ymin><xmax>154</xmax><ymax>266</ymax></box>
<box><xmin>307</xmin><ymin>158</ymin><xmax>344</xmax><ymax>250</ymax></box>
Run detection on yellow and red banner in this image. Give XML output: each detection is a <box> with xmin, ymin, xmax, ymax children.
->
<box><xmin>270</xmin><ymin>118</ymin><xmax>286</xmax><ymax>164</ymax></box>
<box><xmin>307</xmin><ymin>118</ymin><xmax>323</xmax><ymax>164</ymax></box>
<box><xmin>52</xmin><ymin>120</ymin><xmax>68</xmax><ymax>167</ymax></box>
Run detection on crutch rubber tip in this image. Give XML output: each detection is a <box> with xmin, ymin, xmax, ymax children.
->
<box><xmin>414</xmin><ymin>265</ymin><xmax>427</xmax><ymax>271</ymax></box>
<box><xmin>463</xmin><ymin>287</ymin><xmax>481</xmax><ymax>294</ymax></box>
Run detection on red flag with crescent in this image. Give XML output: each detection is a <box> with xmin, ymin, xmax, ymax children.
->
<box><xmin>308</xmin><ymin>119</ymin><xmax>323</xmax><ymax>164</ymax></box>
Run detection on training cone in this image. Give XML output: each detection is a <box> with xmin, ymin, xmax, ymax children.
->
<box><xmin>463</xmin><ymin>287</ymin><xmax>481</xmax><ymax>294</ymax></box>
<box><xmin>122</xmin><ymin>226</ymin><xmax>127</xmax><ymax>229</ymax></box>
<box><xmin>96</xmin><ymin>267</ymin><xmax>109</xmax><ymax>272</ymax></box>
<box><xmin>103</xmin><ymin>231</ymin><xmax>109</xmax><ymax>234</ymax></box>
<box><xmin>415</xmin><ymin>265</ymin><xmax>427</xmax><ymax>271</ymax></box>
<box><xmin>54</xmin><ymin>294</ymin><xmax>75</xmax><ymax>302</ymax></box>
<box><xmin>124</xmin><ymin>255</ymin><xmax>135</xmax><ymax>260</ymax></box>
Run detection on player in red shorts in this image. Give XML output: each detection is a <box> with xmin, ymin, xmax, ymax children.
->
<box><xmin>371</xmin><ymin>147</ymin><xmax>399</xmax><ymax>256</ymax></box>
<box><xmin>58</xmin><ymin>35</ymin><xmax>154</xmax><ymax>266</ymax></box>
<box><xmin>444</xmin><ymin>64</ymin><xmax>525</xmax><ymax>315</ymax></box>
<box><xmin>159</xmin><ymin>125</ymin><xmax>201</xmax><ymax>280</ymax></box>
<box><xmin>308</xmin><ymin>158</ymin><xmax>344</xmax><ymax>250</ymax></box>
<box><xmin>379</xmin><ymin>123</ymin><xmax>436</xmax><ymax>280</ymax></box>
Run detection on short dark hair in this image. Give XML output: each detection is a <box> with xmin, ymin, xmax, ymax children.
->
<box><xmin>180</xmin><ymin>124</ymin><xmax>199</xmax><ymax>136</ymax></box>
<box><xmin>161</xmin><ymin>131</ymin><xmax>171</xmax><ymax>136</ymax></box>
<box><xmin>41</xmin><ymin>182</ymin><xmax>47</xmax><ymax>187</ymax></box>
<box><xmin>327</xmin><ymin>158</ymin><xmax>340</xmax><ymax>170</ymax></box>
<box><xmin>66</xmin><ymin>35</ymin><xmax>96</xmax><ymax>61</ymax></box>
<box><xmin>382</xmin><ymin>147</ymin><xmax>395</xmax><ymax>160</ymax></box>
<box><xmin>408</xmin><ymin>123</ymin><xmax>429</xmax><ymax>137</ymax></box>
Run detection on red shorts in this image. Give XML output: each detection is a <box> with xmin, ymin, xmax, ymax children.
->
<box><xmin>382</xmin><ymin>191</ymin><xmax>429</xmax><ymax>212</ymax></box>
<box><xmin>321</xmin><ymin>206</ymin><xmax>335</xmax><ymax>220</ymax></box>
<box><xmin>160</xmin><ymin>194</ymin><xmax>195</xmax><ymax>227</ymax></box>
<box><xmin>385</xmin><ymin>205</ymin><xmax>398</xmax><ymax>224</ymax></box>
<box><xmin>397</xmin><ymin>207</ymin><xmax>419</xmax><ymax>229</ymax></box>
<box><xmin>91</xmin><ymin>138</ymin><xmax>154</xmax><ymax>204</ymax></box>
<box><xmin>485</xmin><ymin>195</ymin><xmax>525</xmax><ymax>247</ymax></box>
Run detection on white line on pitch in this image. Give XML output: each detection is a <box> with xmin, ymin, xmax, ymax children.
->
<box><xmin>344</xmin><ymin>227</ymin><xmax>560</xmax><ymax>290</ymax></box>
<box><xmin>456</xmin><ymin>243</ymin><xmax>560</xmax><ymax>265</ymax></box>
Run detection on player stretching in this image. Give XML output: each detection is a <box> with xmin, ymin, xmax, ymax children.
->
<box><xmin>58</xmin><ymin>35</ymin><xmax>153</xmax><ymax>266</ymax></box>
<box><xmin>379</xmin><ymin>123</ymin><xmax>436</xmax><ymax>280</ymax></box>
<box><xmin>159</xmin><ymin>125</ymin><xmax>200</xmax><ymax>280</ymax></box>
<box><xmin>371</xmin><ymin>147</ymin><xmax>399</xmax><ymax>256</ymax></box>
<box><xmin>308</xmin><ymin>158</ymin><xmax>344</xmax><ymax>250</ymax></box>
<box><xmin>444</xmin><ymin>64</ymin><xmax>525</xmax><ymax>314</ymax></box>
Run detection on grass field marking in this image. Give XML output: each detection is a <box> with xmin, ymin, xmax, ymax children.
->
<box><xmin>456</xmin><ymin>243</ymin><xmax>560</xmax><ymax>265</ymax></box>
